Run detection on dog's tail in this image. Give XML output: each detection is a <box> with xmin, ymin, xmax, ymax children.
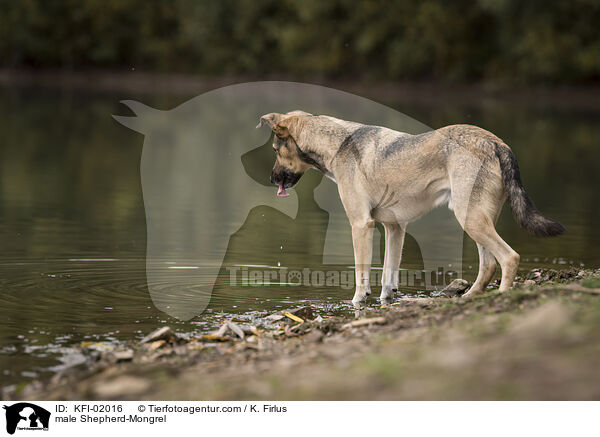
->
<box><xmin>494</xmin><ymin>142</ymin><xmax>566</xmax><ymax>237</ymax></box>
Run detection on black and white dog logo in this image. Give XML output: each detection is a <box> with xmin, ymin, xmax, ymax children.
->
<box><xmin>3</xmin><ymin>403</ymin><xmax>50</xmax><ymax>434</ymax></box>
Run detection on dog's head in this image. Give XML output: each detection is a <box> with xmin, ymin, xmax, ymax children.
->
<box><xmin>257</xmin><ymin>110</ymin><xmax>313</xmax><ymax>197</ymax></box>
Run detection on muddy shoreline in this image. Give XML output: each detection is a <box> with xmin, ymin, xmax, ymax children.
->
<box><xmin>4</xmin><ymin>267</ymin><xmax>600</xmax><ymax>401</ymax></box>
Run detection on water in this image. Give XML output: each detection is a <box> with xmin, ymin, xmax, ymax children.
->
<box><xmin>1</xmin><ymin>84</ymin><xmax>599</xmax><ymax>387</ymax></box>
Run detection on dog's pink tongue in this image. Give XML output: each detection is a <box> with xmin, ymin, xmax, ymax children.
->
<box><xmin>277</xmin><ymin>184</ymin><xmax>289</xmax><ymax>197</ymax></box>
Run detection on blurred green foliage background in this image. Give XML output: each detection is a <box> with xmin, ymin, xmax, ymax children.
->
<box><xmin>2</xmin><ymin>0</ymin><xmax>599</xmax><ymax>84</ymax></box>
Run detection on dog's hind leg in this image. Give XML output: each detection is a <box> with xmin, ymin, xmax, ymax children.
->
<box><xmin>467</xmin><ymin>220</ymin><xmax>519</xmax><ymax>292</ymax></box>
<box><xmin>462</xmin><ymin>243</ymin><xmax>497</xmax><ymax>297</ymax></box>
<box><xmin>450</xmin><ymin>174</ymin><xmax>518</xmax><ymax>294</ymax></box>
<box><xmin>457</xmin><ymin>207</ymin><xmax>520</xmax><ymax>294</ymax></box>
<box><xmin>380</xmin><ymin>223</ymin><xmax>405</xmax><ymax>300</ymax></box>
<box><xmin>463</xmin><ymin>207</ymin><xmax>501</xmax><ymax>296</ymax></box>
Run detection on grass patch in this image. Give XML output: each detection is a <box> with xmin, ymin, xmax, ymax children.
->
<box><xmin>582</xmin><ymin>277</ymin><xmax>600</xmax><ymax>289</ymax></box>
<box><xmin>358</xmin><ymin>355</ymin><xmax>406</xmax><ymax>385</ymax></box>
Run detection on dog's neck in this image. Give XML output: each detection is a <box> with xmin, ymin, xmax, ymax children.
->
<box><xmin>293</xmin><ymin>138</ymin><xmax>336</xmax><ymax>182</ymax></box>
<box><xmin>294</xmin><ymin>118</ymin><xmax>359</xmax><ymax>183</ymax></box>
<box><xmin>293</xmin><ymin>139</ymin><xmax>329</xmax><ymax>173</ymax></box>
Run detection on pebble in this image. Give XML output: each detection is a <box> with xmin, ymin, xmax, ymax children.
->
<box><xmin>140</xmin><ymin>327</ymin><xmax>177</xmax><ymax>344</ymax></box>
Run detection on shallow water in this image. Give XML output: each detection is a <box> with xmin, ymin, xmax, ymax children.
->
<box><xmin>1</xmin><ymin>84</ymin><xmax>599</xmax><ymax>387</ymax></box>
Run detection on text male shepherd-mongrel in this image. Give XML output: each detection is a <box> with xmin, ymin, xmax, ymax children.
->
<box><xmin>257</xmin><ymin>111</ymin><xmax>565</xmax><ymax>305</ymax></box>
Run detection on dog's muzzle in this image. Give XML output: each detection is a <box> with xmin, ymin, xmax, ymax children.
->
<box><xmin>270</xmin><ymin>169</ymin><xmax>302</xmax><ymax>197</ymax></box>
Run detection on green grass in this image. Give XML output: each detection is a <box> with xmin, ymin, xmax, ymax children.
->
<box><xmin>582</xmin><ymin>277</ymin><xmax>600</xmax><ymax>289</ymax></box>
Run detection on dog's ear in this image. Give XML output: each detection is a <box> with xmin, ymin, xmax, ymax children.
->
<box><xmin>256</xmin><ymin>113</ymin><xmax>282</xmax><ymax>131</ymax></box>
<box><xmin>256</xmin><ymin>113</ymin><xmax>302</xmax><ymax>139</ymax></box>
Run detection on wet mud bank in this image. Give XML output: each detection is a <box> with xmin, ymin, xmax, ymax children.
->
<box><xmin>5</xmin><ymin>267</ymin><xmax>600</xmax><ymax>401</ymax></box>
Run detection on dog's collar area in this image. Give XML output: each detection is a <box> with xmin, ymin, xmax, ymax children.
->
<box><xmin>291</xmin><ymin>136</ymin><xmax>329</xmax><ymax>175</ymax></box>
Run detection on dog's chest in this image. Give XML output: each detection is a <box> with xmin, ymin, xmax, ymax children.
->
<box><xmin>369</xmin><ymin>183</ymin><xmax>451</xmax><ymax>224</ymax></box>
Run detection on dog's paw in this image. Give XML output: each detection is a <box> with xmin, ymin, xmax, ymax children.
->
<box><xmin>351</xmin><ymin>300</ymin><xmax>366</xmax><ymax>309</ymax></box>
<box><xmin>380</xmin><ymin>285</ymin><xmax>396</xmax><ymax>300</ymax></box>
<box><xmin>461</xmin><ymin>285</ymin><xmax>483</xmax><ymax>298</ymax></box>
<box><xmin>352</xmin><ymin>288</ymin><xmax>370</xmax><ymax>305</ymax></box>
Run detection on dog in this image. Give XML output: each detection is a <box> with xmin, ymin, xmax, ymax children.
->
<box><xmin>257</xmin><ymin>111</ymin><xmax>565</xmax><ymax>304</ymax></box>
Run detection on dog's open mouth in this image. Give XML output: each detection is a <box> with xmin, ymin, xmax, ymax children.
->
<box><xmin>277</xmin><ymin>184</ymin><xmax>289</xmax><ymax>197</ymax></box>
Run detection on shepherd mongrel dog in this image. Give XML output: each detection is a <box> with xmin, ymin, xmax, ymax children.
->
<box><xmin>257</xmin><ymin>111</ymin><xmax>565</xmax><ymax>304</ymax></box>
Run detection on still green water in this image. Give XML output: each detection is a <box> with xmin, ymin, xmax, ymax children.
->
<box><xmin>0</xmin><ymin>84</ymin><xmax>598</xmax><ymax>387</ymax></box>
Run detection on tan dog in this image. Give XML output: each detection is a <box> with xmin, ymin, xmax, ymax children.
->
<box><xmin>257</xmin><ymin>111</ymin><xmax>565</xmax><ymax>304</ymax></box>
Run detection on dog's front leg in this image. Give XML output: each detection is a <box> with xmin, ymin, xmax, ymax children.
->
<box><xmin>381</xmin><ymin>223</ymin><xmax>405</xmax><ymax>301</ymax></box>
<box><xmin>351</xmin><ymin>221</ymin><xmax>375</xmax><ymax>305</ymax></box>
